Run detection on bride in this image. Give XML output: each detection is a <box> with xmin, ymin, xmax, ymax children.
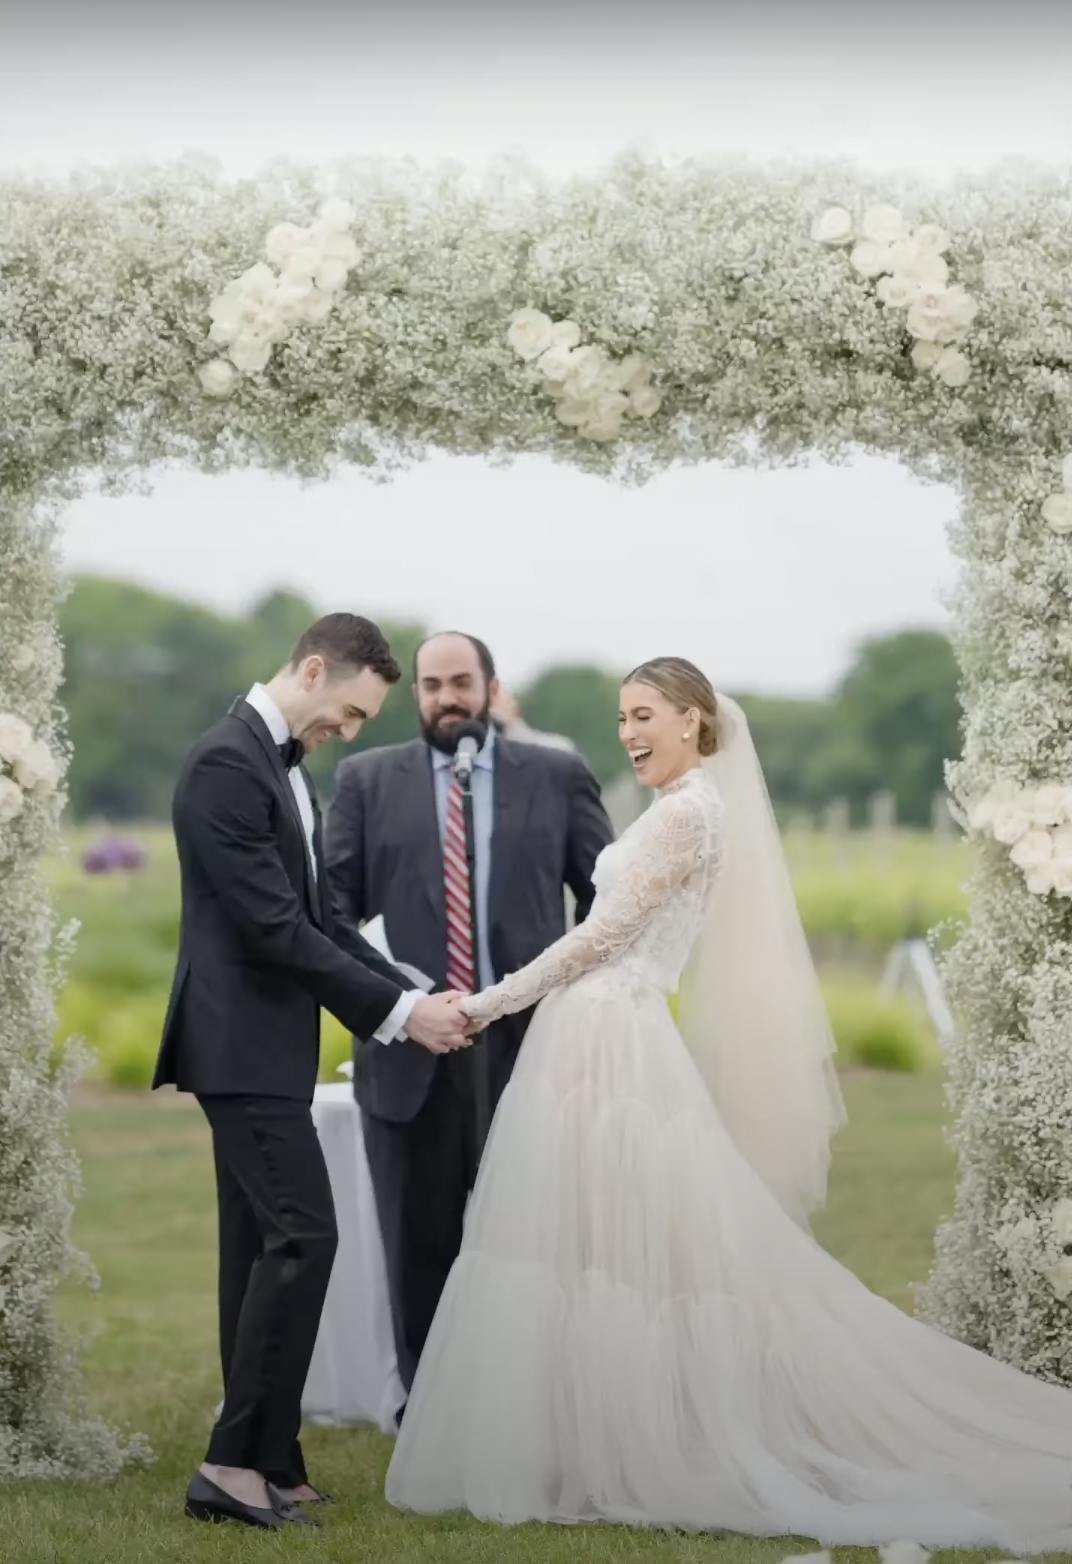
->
<box><xmin>386</xmin><ymin>656</ymin><xmax>1072</xmax><ymax>1552</ymax></box>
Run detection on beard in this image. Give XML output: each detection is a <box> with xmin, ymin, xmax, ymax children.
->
<box><xmin>421</xmin><ymin>701</ymin><xmax>491</xmax><ymax>755</ymax></box>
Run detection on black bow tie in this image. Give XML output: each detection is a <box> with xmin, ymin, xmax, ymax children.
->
<box><xmin>278</xmin><ymin>737</ymin><xmax>305</xmax><ymax>770</ymax></box>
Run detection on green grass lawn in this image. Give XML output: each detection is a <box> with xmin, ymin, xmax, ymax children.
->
<box><xmin>1</xmin><ymin>1072</ymin><xmax>1028</xmax><ymax>1564</ymax></box>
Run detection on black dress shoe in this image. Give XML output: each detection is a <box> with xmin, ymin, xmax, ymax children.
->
<box><xmin>184</xmin><ymin>1472</ymin><xmax>287</xmax><ymax>1529</ymax></box>
<box><xmin>266</xmin><ymin>1482</ymin><xmax>322</xmax><ymax>1527</ymax></box>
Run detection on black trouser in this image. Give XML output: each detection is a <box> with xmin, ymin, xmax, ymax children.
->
<box><xmin>197</xmin><ymin>1095</ymin><xmax>337</xmax><ymax>1487</ymax></box>
<box><xmin>362</xmin><ymin>1051</ymin><xmax>484</xmax><ymax>1397</ymax></box>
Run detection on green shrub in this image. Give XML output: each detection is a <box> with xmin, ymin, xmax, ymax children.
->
<box><xmin>821</xmin><ymin>975</ymin><xmax>937</xmax><ymax>1073</ymax></box>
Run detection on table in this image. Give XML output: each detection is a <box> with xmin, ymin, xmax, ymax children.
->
<box><xmin>301</xmin><ymin>1082</ymin><xmax>404</xmax><ymax>1433</ymax></box>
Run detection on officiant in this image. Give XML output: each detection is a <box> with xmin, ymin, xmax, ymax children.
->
<box><xmin>324</xmin><ymin>630</ymin><xmax>612</xmax><ymax>1409</ymax></box>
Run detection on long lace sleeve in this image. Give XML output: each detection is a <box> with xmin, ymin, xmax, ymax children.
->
<box><xmin>464</xmin><ymin>788</ymin><xmax>715</xmax><ymax>1024</ymax></box>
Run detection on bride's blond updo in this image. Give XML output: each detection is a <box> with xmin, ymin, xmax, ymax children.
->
<box><xmin>624</xmin><ymin>657</ymin><xmax>720</xmax><ymax>756</ymax></box>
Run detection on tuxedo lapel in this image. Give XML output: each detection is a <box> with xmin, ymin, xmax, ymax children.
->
<box><xmin>395</xmin><ymin>741</ymin><xmax>447</xmax><ymax>935</ymax></box>
<box><xmin>228</xmin><ymin>698</ymin><xmax>321</xmax><ymax>924</ymax></box>
<box><xmin>488</xmin><ymin>738</ymin><xmax>531</xmax><ymax>935</ymax></box>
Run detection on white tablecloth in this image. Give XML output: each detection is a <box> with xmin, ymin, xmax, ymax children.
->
<box><xmin>301</xmin><ymin>1083</ymin><xmax>404</xmax><ymax>1433</ymax></box>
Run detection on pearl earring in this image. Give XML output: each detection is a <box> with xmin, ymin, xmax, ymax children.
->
<box><xmin>682</xmin><ymin>731</ymin><xmax>690</xmax><ymax>742</ymax></box>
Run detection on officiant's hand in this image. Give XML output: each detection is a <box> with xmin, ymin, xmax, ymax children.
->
<box><xmin>406</xmin><ymin>992</ymin><xmax>472</xmax><ymax>1053</ymax></box>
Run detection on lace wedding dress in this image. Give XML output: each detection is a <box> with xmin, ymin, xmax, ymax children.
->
<box><xmin>386</xmin><ymin>768</ymin><xmax>1072</xmax><ymax>1551</ymax></box>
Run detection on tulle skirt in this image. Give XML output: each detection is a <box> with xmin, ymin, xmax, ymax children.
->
<box><xmin>386</xmin><ymin>973</ymin><xmax>1072</xmax><ymax>1551</ymax></box>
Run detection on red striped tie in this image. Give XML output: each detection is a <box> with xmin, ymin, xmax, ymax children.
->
<box><xmin>443</xmin><ymin>776</ymin><xmax>475</xmax><ymax>993</ymax></box>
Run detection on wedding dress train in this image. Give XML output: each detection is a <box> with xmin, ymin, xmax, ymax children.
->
<box><xmin>386</xmin><ymin>768</ymin><xmax>1072</xmax><ymax>1551</ymax></box>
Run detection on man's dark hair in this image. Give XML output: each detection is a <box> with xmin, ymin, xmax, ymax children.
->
<box><xmin>413</xmin><ymin>631</ymin><xmax>496</xmax><ymax>686</ymax></box>
<box><xmin>289</xmin><ymin>614</ymin><xmax>401</xmax><ymax>684</ymax></box>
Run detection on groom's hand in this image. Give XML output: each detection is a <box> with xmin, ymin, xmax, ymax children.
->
<box><xmin>444</xmin><ymin>990</ymin><xmax>485</xmax><ymax>1038</ymax></box>
<box><xmin>406</xmin><ymin>992</ymin><xmax>471</xmax><ymax>1054</ymax></box>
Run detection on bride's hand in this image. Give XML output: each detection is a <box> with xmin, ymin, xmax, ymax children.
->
<box><xmin>459</xmin><ymin>993</ymin><xmax>491</xmax><ymax>1034</ymax></box>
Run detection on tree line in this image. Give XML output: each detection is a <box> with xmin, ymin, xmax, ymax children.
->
<box><xmin>61</xmin><ymin>576</ymin><xmax>960</xmax><ymax>828</ymax></box>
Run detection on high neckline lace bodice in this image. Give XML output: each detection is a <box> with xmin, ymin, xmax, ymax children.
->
<box><xmin>465</xmin><ymin>768</ymin><xmax>725</xmax><ymax>1023</ymax></box>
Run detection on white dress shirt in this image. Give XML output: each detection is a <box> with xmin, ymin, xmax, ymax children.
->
<box><xmin>245</xmin><ymin>685</ymin><xmax>416</xmax><ymax>1046</ymax></box>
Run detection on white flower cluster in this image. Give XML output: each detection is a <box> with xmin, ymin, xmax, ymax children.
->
<box><xmin>1041</xmin><ymin>454</ymin><xmax>1072</xmax><ymax>535</ymax></box>
<box><xmin>969</xmin><ymin>782</ymin><xmax>1072</xmax><ymax>896</ymax></box>
<box><xmin>995</xmin><ymin>1197</ymin><xmax>1072</xmax><ymax>1310</ymax></box>
<box><xmin>812</xmin><ymin>203</ymin><xmax>977</xmax><ymax>387</ymax></box>
<box><xmin>200</xmin><ymin>197</ymin><xmax>359</xmax><ymax>394</ymax></box>
<box><xmin>506</xmin><ymin>308</ymin><xmax>661</xmax><ymax>443</ymax></box>
<box><xmin>0</xmin><ymin>711</ymin><xmax>61</xmax><ymax>827</ymax></box>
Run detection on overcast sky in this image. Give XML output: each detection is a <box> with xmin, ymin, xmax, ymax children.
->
<box><xmin>4</xmin><ymin>1</ymin><xmax>1070</xmax><ymax>693</ymax></box>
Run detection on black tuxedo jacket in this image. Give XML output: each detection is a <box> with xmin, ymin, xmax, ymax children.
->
<box><xmin>153</xmin><ymin>698</ymin><xmax>413</xmax><ymax>1101</ymax></box>
<box><xmin>324</xmin><ymin>735</ymin><xmax>614</xmax><ymax>1121</ymax></box>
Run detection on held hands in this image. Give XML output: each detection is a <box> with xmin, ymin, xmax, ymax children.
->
<box><xmin>406</xmin><ymin>991</ymin><xmax>484</xmax><ymax>1055</ymax></box>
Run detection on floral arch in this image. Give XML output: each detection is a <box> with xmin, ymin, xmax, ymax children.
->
<box><xmin>1</xmin><ymin>154</ymin><xmax>1071</xmax><ymax>1475</ymax></box>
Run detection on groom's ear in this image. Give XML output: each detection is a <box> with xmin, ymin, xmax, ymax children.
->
<box><xmin>300</xmin><ymin>654</ymin><xmax>327</xmax><ymax>690</ymax></box>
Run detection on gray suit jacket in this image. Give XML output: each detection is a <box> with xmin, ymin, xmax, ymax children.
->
<box><xmin>324</xmin><ymin>735</ymin><xmax>614</xmax><ymax>1121</ymax></box>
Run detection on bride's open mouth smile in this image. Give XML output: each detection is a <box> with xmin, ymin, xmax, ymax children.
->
<box><xmin>629</xmin><ymin>748</ymin><xmax>653</xmax><ymax>771</ymax></box>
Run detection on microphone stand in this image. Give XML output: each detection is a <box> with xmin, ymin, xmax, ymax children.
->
<box><xmin>457</xmin><ymin>760</ymin><xmax>490</xmax><ymax>1151</ymax></box>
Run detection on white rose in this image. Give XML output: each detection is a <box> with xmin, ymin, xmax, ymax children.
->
<box><xmin>0</xmin><ymin>713</ymin><xmax>33</xmax><ymax>764</ymax></box>
<box><xmin>0</xmin><ymin>776</ymin><xmax>24</xmax><ymax>825</ymax></box>
<box><xmin>1051</xmin><ymin>856</ymin><xmax>1072</xmax><ymax>898</ymax></box>
<box><xmin>938</xmin><ymin>285</ymin><xmax>978</xmax><ymax>337</ymax></box>
<box><xmin>579</xmin><ymin>413</ymin><xmax>623</xmax><ymax>444</ymax></box>
<box><xmin>910</xmin><ymin>340</ymin><xmax>943</xmax><ymax>372</ymax></box>
<box><xmin>877</xmin><ymin>274</ymin><xmax>920</xmax><ymax>309</ymax></box>
<box><xmin>198</xmin><ymin>359</ymin><xmax>237</xmax><ymax>398</ymax></box>
<box><xmin>548</xmin><ymin>319</ymin><xmax>582</xmax><ymax>351</ymax></box>
<box><xmin>861</xmin><ymin>204</ymin><xmax>905</xmax><ymax>244</ymax></box>
<box><xmin>273</xmin><ymin>280</ymin><xmax>314</xmax><ymax>324</ymax></box>
<box><xmin>264</xmin><ymin>221</ymin><xmax>306</xmax><ymax>266</ymax></box>
<box><xmin>1045</xmin><ymin>1255</ymin><xmax>1072</xmax><ymax>1302</ymax></box>
<box><xmin>1062</xmin><ymin>454</ymin><xmax>1072</xmax><ymax>492</ymax></box>
<box><xmin>992</xmin><ymin>801</ymin><xmax>1033</xmax><ymax>845</ymax></box>
<box><xmin>1052</xmin><ymin>820</ymin><xmax>1072</xmax><ymax>852</ymax></box>
<box><xmin>850</xmin><ymin>240</ymin><xmax>894</xmax><ymax>279</ymax></box>
<box><xmin>208</xmin><ymin>312</ymin><xmax>241</xmax><ymax>347</ymax></box>
<box><xmin>281</xmin><ymin>245</ymin><xmax>322</xmax><ymax>285</ymax></box>
<box><xmin>912</xmin><ymin>223</ymin><xmax>950</xmax><ymax>255</ymax></box>
<box><xmin>934</xmin><ymin>348</ymin><xmax>971</xmax><ymax>388</ymax></box>
<box><xmin>1025</xmin><ymin>861</ymin><xmax>1057</xmax><ymax>896</ymax></box>
<box><xmin>318</xmin><ymin>197</ymin><xmax>356</xmax><ymax>231</ymax></box>
<box><xmin>887</xmin><ymin>239</ymin><xmax>949</xmax><ymax>291</ymax></box>
<box><xmin>301</xmin><ymin>289</ymin><xmax>335</xmax><ymax>326</ymax></box>
<box><xmin>235</xmin><ymin>262</ymin><xmax>276</xmax><ymax>301</ymax></box>
<box><xmin>1010</xmin><ymin>829</ymin><xmax>1053</xmax><ymax>871</ymax></box>
<box><xmin>905</xmin><ymin>291</ymin><xmax>948</xmax><ymax>342</ymax></box>
<box><xmin>228</xmin><ymin>336</ymin><xmax>273</xmax><ymax>375</ymax></box>
<box><xmin>1032</xmin><ymin>785</ymin><xmax>1069</xmax><ymax>827</ymax></box>
<box><xmin>317</xmin><ymin>231</ymin><xmax>359</xmax><ymax>268</ymax></box>
<box><xmin>563</xmin><ymin>344</ymin><xmax>610</xmax><ymax>399</ymax></box>
<box><xmin>314</xmin><ymin>258</ymin><xmax>350</xmax><ymax>293</ymax></box>
<box><xmin>554</xmin><ymin>398</ymin><xmax>590</xmax><ymax>429</ymax></box>
<box><xmin>13</xmin><ymin>738</ymin><xmax>60</xmax><ymax>795</ymax></box>
<box><xmin>539</xmin><ymin>343</ymin><xmax>577</xmax><ymax>385</ymax></box>
<box><xmin>1042</xmin><ymin>494</ymin><xmax>1072</xmax><ymax>534</ymax></box>
<box><xmin>810</xmin><ymin>206</ymin><xmax>854</xmax><ymax>245</ymax></box>
<box><xmin>612</xmin><ymin>353</ymin><xmax>653</xmax><ymax>394</ymax></box>
<box><xmin>628</xmin><ymin>383</ymin><xmax>662</xmax><ymax>419</ymax></box>
<box><xmin>506</xmin><ymin>309</ymin><xmax>554</xmax><ymax>361</ymax></box>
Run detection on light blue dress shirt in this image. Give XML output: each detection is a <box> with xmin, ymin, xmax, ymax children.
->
<box><xmin>430</xmin><ymin>729</ymin><xmax>496</xmax><ymax>992</ymax></box>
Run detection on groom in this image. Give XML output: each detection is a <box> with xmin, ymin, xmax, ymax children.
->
<box><xmin>153</xmin><ymin>613</ymin><xmax>472</xmax><ymax>1530</ymax></box>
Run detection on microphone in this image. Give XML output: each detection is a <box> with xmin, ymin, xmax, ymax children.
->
<box><xmin>450</xmin><ymin>719</ymin><xmax>487</xmax><ymax>785</ymax></box>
